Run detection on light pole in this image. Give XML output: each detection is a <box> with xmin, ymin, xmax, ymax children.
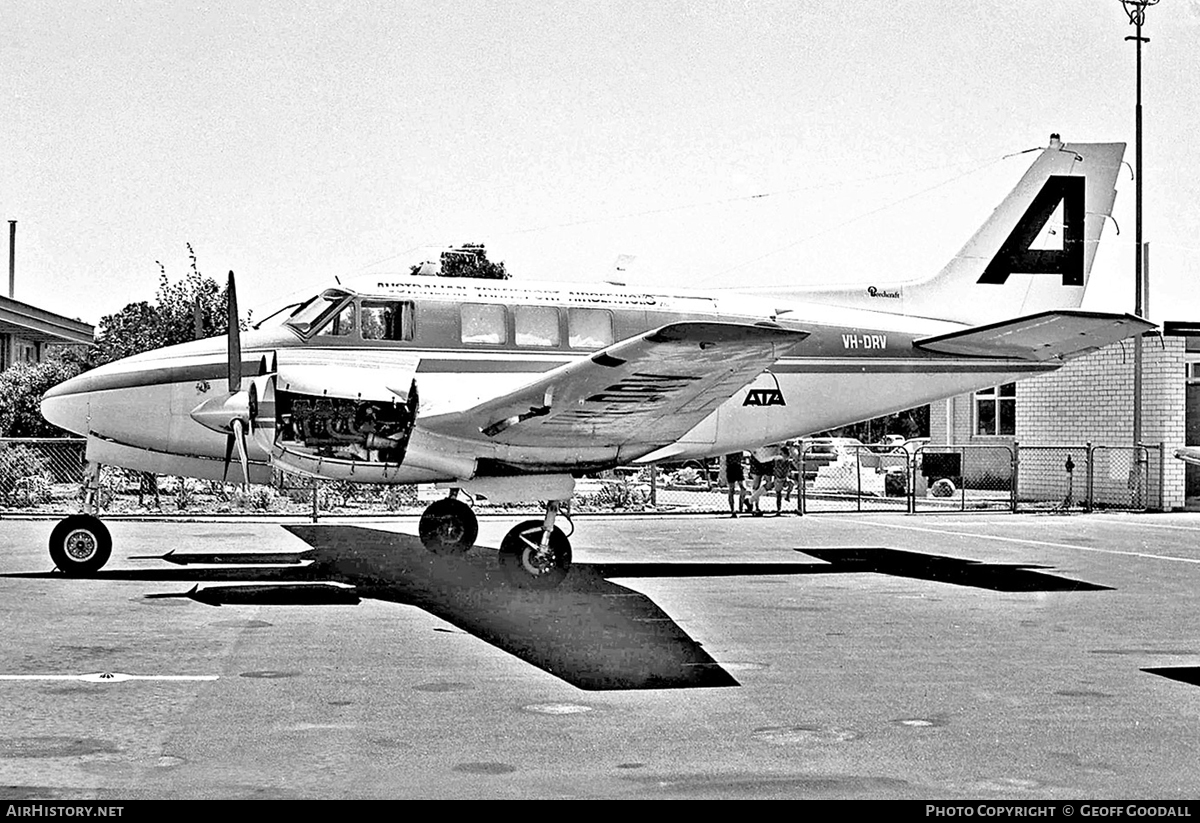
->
<box><xmin>1122</xmin><ymin>0</ymin><xmax>1157</xmax><ymax>452</ymax></box>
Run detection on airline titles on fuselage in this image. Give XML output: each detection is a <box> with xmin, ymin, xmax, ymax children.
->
<box><xmin>373</xmin><ymin>280</ymin><xmax>660</xmax><ymax>307</ymax></box>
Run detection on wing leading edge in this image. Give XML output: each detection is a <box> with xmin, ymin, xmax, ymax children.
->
<box><xmin>421</xmin><ymin>321</ymin><xmax>809</xmax><ymax>448</ymax></box>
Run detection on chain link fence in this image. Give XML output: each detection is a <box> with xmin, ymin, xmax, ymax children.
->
<box><xmin>0</xmin><ymin>438</ymin><xmax>1169</xmax><ymax>519</ymax></box>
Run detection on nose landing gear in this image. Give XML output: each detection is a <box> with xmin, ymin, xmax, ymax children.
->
<box><xmin>49</xmin><ymin>462</ymin><xmax>112</xmax><ymax>576</ymax></box>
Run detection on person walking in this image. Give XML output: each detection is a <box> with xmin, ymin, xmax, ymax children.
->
<box><xmin>772</xmin><ymin>442</ymin><xmax>796</xmax><ymax>515</ymax></box>
<box><xmin>748</xmin><ymin>443</ymin><xmax>780</xmax><ymax>516</ymax></box>
<box><xmin>724</xmin><ymin>452</ymin><xmax>747</xmax><ymax>517</ymax></box>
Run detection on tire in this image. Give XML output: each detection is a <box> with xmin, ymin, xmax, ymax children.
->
<box><xmin>498</xmin><ymin>520</ymin><xmax>572</xmax><ymax>589</ymax></box>
<box><xmin>418</xmin><ymin>497</ymin><xmax>478</xmax><ymax>555</ymax></box>
<box><xmin>49</xmin><ymin>514</ymin><xmax>112</xmax><ymax>576</ymax></box>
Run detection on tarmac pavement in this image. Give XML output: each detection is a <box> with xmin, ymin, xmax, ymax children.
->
<box><xmin>0</xmin><ymin>510</ymin><xmax>1197</xmax><ymax>799</ymax></box>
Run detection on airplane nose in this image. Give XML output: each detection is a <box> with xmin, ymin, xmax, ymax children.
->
<box><xmin>41</xmin><ymin>372</ymin><xmax>92</xmax><ymax>436</ymax></box>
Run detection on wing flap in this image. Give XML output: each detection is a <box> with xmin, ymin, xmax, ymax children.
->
<box><xmin>421</xmin><ymin>321</ymin><xmax>808</xmax><ymax>447</ymax></box>
<box><xmin>914</xmin><ymin>310</ymin><xmax>1155</xmax><ymax>361</ymax></box>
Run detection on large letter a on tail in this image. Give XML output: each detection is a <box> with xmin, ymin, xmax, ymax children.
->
<box><xmin>978</xmin><ymin>175</ymin><xmax>1084</xmax><ymax>286</ymax></box>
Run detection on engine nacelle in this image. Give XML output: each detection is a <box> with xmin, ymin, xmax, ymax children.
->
<box><xmin>247</xmin><ymin>350</ymin><xmax>434</xmax><ymax>481</ymax></box>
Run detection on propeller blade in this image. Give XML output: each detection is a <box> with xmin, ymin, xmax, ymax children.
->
<box><xmin>232</xmin><ymin>418</ymin><xmax>251</xmax><ymax>489</ymax></box>
<box><xmin>226</xmin><ymin>271</ymin><xmax>242</xmax><ymax>394</ymax></box>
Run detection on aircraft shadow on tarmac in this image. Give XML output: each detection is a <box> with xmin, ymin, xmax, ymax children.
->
<box><xmin>5</xmin><ymin>526</ymin><xmax>1109</xmax><ymax>691</ymax></box>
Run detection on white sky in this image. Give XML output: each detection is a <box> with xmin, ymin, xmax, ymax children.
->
<box><xmin>3</xmin><ymin>1</ymin><xmax>1199</xmax><ymax>326</ymax></box>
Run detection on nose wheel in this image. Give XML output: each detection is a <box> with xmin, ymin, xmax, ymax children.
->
<box><xmin>49</xmin><ymin>514</ymin><xmax>112</xmax><ymax>576</ymax></box>
<box><xmin>498</xmin><ymin>501</ymin><xmax>572</xmax><ymax>589</ymax></box>
<box><xmin>418</xmin><ymin>496</ymin><xmax>479</xmax><ymax>555</ymax></box>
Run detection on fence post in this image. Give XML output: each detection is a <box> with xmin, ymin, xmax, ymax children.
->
<box><xmin>907</xmin><ymin>450</ymin><xmax>915</xmax><ymax>514</ymax></box>
<box><xmin>798</xmin><ymin>453</ymin><xmax>806</xmax><ymax>516</ymax></box>
<box><xmin>959</xmin><ymin>447</ymin><xmax>966</xmax><ymax>512</ymax></box>
<box><xmin>1159</xmin><ymin>441</ymin><xmax>1166</xmax><ymax>511</ymax></box>
<box><xmin>311</xmin><ymin>479</ymin><xmax>319</xmax><ymax>523</ymax></box>
<box><xmin>1011</xmin><ymin>441</ymin><xmax>1020</xmax><ymax>513</ymax></box>
<box><xmin>856</xmin><ymin>448</ymin><xmax>862</xmax><ymax>512</ymax></box>
<box><xmin>649</xmin><ymin>464</ymin><xmax>658</xmax><ymax>508</ymax></box>
<box><xmin>1085</xmin><ymin>442</ymin><xmax>1094</xmax><ymax>513</ymax></box>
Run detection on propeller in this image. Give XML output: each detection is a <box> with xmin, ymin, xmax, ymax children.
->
<box><xmin>190</xmin><ymin>271</ymin><xmax>253</xmax><ymax>488</ymax></box>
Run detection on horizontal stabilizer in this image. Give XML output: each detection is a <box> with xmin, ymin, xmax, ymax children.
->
<box><xmin>914</xmin><ymin>310</ymin><xmax>1155</xmax><ymax>362</ymax></box>
<box><xmin>1175</xmin><ymin>447</ymin><xmax>1200</xmax><ymax>467</ymax></box>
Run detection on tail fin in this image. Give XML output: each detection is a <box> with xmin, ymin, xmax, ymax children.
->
<box><xmin>777</xmin><ymin>138</ymin><xmax>1126</xmax><ymax>325</ymax></box>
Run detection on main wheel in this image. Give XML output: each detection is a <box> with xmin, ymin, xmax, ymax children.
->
<box><xmin>498</xmin><ymin>520</ymin><xmax>572</xmax><ymax>589</ymax></box>
<box><xmin>418</xmin><ymin>497</ymin><xmax>478</xmax><ymax>555</ymax></box>
<box><xmin>49</xmin><ymin>514</ymin><xmax>112</xmax><ymax>576</ymax></box>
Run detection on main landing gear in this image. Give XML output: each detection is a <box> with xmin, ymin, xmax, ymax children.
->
<box><xmin>418</xmin><ymin>491</ymin><xmax>478</xmax><ymax>555</ymax></box>
<box><xmin>498</xmin><ymin>501</ymin><xmax>572</xmax><ymax>590</ymax></box>
<box><xmin>48</xmin><ymin>462</ymin><xmax>112</xmax><ymax>576</ymax></box>
<box><xmin>418</xmin><ymin>494</ymin><xmax>573</xmax><ymax>588</ymax></box>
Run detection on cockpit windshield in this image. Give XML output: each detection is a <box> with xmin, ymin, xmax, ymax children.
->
<box><xmin>285</xmin><ymin>289</ymin><xmax>352</xmax><ymax>336</ymax></box>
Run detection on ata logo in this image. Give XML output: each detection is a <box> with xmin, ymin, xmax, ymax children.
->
<box><xmin>743</xmin><ymin>389</ymin><xmax>785</xmax><ymax>407</ymax></box>
<box><xmin>978</xmin><ymin>175</ymin><xmax>1084</xmax><ymax>286</ymax></box>
<box><xmin>195</xmin><ymin>380</ymin><xmax>211</xmax><ymax>394</ymax></box>
<box><xmin>867</xmin><ymin>286</ymin><xmax>900</xmax><ymax>299</ymax></box>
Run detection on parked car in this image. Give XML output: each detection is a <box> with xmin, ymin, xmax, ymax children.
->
<box><xmin>891</xmin><ymin>437</ymin><xmax>931</xmax><ymax>456</ymax></box>
<box><xmin>799</xmin><ymin>437</ymin><xmax>881</xmax><ymax>481</ymax></box>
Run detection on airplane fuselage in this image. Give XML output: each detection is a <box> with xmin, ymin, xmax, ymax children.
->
<box><xmin>43</xmin><ymin>274</ymin><xmax>1050</xmax><ymax>484</ymax></box>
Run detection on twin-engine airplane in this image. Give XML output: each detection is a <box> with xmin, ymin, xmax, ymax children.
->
<box><xmin>41</xmin><ymin>137</ymin><xmax>1153</xmax><ymax>587</ymax></box>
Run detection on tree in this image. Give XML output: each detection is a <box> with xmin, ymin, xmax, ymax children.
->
<box><xmin>411</xmin><ymin>244</ymin><xmax>509</xmax><ymax>280</ymax></box>
<box><xmin>0</xmin><ymin>358</ymin><xmax>84</xmax><ymax>437</ymax></box>
<box><xmin>92</xmin><ymin>244</ymin><xmax>236</xmax><ymax>366</ymax></box>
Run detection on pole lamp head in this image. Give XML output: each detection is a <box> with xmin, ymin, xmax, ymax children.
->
<box><xmin>1121</xmin><ymin>0</ymin><xmax>1160</xmax><ymax>27</ymax></box>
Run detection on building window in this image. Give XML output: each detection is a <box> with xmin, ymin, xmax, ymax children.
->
<box><xmin>361</xmin><ymin>301</ymin><xmax>414</xmax><ymax>341</ymax></box>
<box><xmin>461</xmin><ymin>303</ymin><xmax>507</xmax><ymax>345</ymax></box>
<box><xmin>567</xmin><ymin>308</ymin><xmax>614</xmax><ymax>350</ymax></box>
<box><xmin>514</xmin><ymin>306</ymin><xmax>560</xmax><ymax>347</ymax></box>
<box><xmin>975</xmin><ymin>383</ymin><xmax>1016</xmax><ymax>436</ymax></box>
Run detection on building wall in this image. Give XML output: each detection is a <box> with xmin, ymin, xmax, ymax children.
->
<box><xmin>932</xmin><ymin>338</ymin><xmax>1187</xmax><ymax>510</ymax></box>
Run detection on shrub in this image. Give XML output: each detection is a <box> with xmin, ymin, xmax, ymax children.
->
<box><xmin>12</xmin><ymin>474</ymin><xmax>52</xmax><ymax>507</ymax></box>
<box><xmin>930</xmin><ymin>478</ymin><xmax>957</xmax><ymax>498</ymax></box>
<box><xmin>0</xmin><ymin>445</ymin><xmax>52</xmax><ymax>505</ymax></box>
<box><xmin>578</xmin><ymin>480</ymin><xmax>649</xmax><ymax>511</ymax></box>
<box><xmin>381</xmin><ymin>485</ymin><xmax>418</xmax><ymax>510</ymax></box>
<box><xmin>233</xmin><ymin>484</ymin><xmax>278</xmax><ymax>511</ymax></box>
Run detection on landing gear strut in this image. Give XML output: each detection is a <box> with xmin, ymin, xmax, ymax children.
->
<box><xmin>49</xmin><ymin>461</ymin><xmax>111</xmax><ymax>576</ymax></box>
<box><xmin>498</xmin><ymin>500</ymin><xmax>572</xmax><ymax>589</ymax></box>
<box><xmin>418</xmin><ymin>492</ymin><xmax>478</xmax><ymax>555</ymax></box>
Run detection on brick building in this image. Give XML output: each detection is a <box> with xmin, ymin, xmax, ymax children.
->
<box><xmin>930</xmin><ymin>325</ymin><xmax>1198</xmax><ymax>510</ymax></box>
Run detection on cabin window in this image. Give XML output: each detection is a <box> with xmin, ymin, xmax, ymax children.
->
<box><xmin>568</xmin><ymin>308</ymin><xmax>614</xmax><ymax>349</ymax></box>
<box><xmin>326</xmin><ymin>303</ymin><xmax>357</xmax><ymax>337</ymax></box>
<box><xmin>515</xmin><ymin>306</ymin><xmax>560</xmax><ymax>347</ymax></box>
<box><xmin>461</xmin><ymin>303</ymin><xmax>507</xmax><ymax>345</ymax></box>
<box><xmin>361</xmin><ymin>301</ymin><xmax>414</xmax><ymax>342</ymax></box>
<box><xmin>975</xmin><ymin>383</ymin><xmax>1016</xmax><ymax>436</ymax></box>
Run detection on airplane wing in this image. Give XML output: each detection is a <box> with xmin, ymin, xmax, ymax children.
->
<box><xmin>913</xmin><ymin>310</ymin><xmax>1155</xmax><ymax>362</ymax></box>
<box><xmin>421</xmin><ymin>322</ymin><xmax>808</xmax><ymax>447</ymax></box>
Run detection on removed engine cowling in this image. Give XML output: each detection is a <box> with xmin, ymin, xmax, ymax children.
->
<box><xmin>247</xmin><ymin>350</ymin><xmax>423</xmax><ymax>477</ymax></box>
